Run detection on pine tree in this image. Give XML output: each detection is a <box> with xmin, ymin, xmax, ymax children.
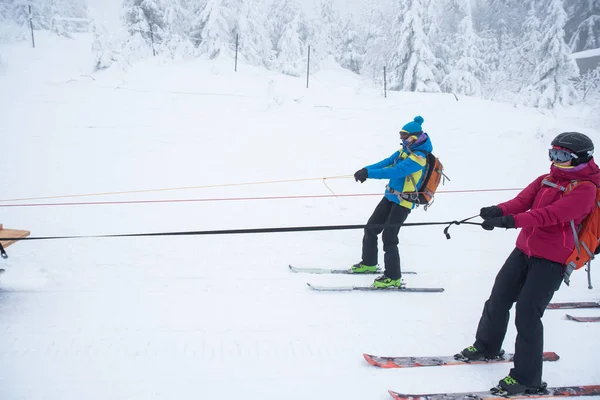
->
<box><xmin>387</xmin><ymin>0</ymin><xmax>440</xmax><ymax>92</ymax></box>
<box><xmin>311</xmin><ymin>0</ymin><xmax>342</xmax><ymax>62</ymax></box>
<box><xmin>160</xmin><ymin>0</ymin><xmax>196</xmax><ymax>59</ymax></box>
<box><xmin>441</xmin><ymin>0</ymin><xmax>488</xmax><ymax>96</ymax></box>
<box><xmin>361</xmin><ymin>0</ymin><xmax>400</xmax><ymax>80</ymax></box>
<box><xmin>514</xmin><ymin>1</ymin><xmax>542</xmax><ymax>83</ymax></box>
<box><xmin>0</xmin><ymin>2</ymin><xmax>29</xmax><ymax>42</ymax></box>
<box><xmin>193</xmin><ymin>0</ymin><xmax>234</xmax><ymax>59</ymax></box>
<box><xmin>338</xmin><ymin>16</ymin><xmax>364</xmax><ymax>73</ymax></box>
<box><xmin>567</xmin><ymin>0</ymin><xmax>600</xmax><ymax>52</ymax></box>
<box><xmin>123</xmin><ymin>0</ymin><xmax>166</xmax><ymax>51</ymax></box>
<box><xmin>232</xmin><ymin>0</ymin><xmax>272</xmax><ymax>65</ymax></box>
<box><xmin>520</xmin><ymin>0</ymin><xmax>579</xmax><ymax>108</ymax></box>
<box><xmin>268</xmin><ymin>0</ymin><xmax>308</xmax><ymax>75</ymax></box>
<box><xmin>92</xmin><ymin>21</ymin><xmax>118</xmax><ymax>70</ymax></box>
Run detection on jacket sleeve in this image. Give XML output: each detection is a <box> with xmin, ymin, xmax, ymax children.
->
<box><xmin>513</xmin><ymin>183</ymin><xmax>596</xmax><ymax>228</ymax></box>
<box><xmin>497</xmin><ymin>175</ymin><xmax>545</xmax><ymax>215</ymax></box>
<box><xmin>365</xmin><ymin>152</ymin><xmax>399</xmax><ymax>170</ymax></box>
<box><xmin>366</xmin><ymin>152</ymin><xmax>425</xmax><ymax>180</ymax></box>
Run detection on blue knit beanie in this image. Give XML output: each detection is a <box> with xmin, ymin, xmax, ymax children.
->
<box><xmin>401</xmin><ymin>116</ymin><xmax>424</xmax><ymax>134</ymax></box>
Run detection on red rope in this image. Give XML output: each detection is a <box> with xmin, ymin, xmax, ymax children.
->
<box><xmin>0</xmin><ymin>188</ymin><xmax>523</xmax><ymax>208</ymax></box>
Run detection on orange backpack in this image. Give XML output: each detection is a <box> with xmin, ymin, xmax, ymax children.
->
<box><xmin>543</xmin><ymin>178</ymin><xmax>600</xmax><ymax>288</ymax></box>
<box><xmin>406</xmin><ymin>152</ymin><xmax>448</xmax><ymax>210</ymax></box>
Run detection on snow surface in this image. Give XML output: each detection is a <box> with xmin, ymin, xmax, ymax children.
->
<box><xmin>0</xmin><ymin>33</ymin><xmax>599</xmax><ymax>400</ymax></box>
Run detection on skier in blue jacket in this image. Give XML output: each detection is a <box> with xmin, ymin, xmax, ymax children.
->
<box><xmin>352</xmin><ymin>116</ymin><xmax>432</xmax><ymax>288</ymax></box>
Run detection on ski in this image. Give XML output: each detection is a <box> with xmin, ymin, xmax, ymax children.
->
<box><xmin>306</xmin><ymin>283</ymin><xmax>444</xmax><ymax>293</ymax></box>
<box><xmin>289</xmin><ymin>265</ymin><xmax>417</xmax><ymax>275</ymax></box>
<box><xmin>566</xmin><ymin>314</ymin><xmax>600</xmax><ymax>322</ymax></box>
<box><xmin>388</xmin><ymin>385</ymin><xmax>600</xmax><ymax>400</ymax></box>
<box><xmin>364</xmin><ymin>351</ymin><xmax>559</xmax><ymax>369</ymax></box>
<box><xmin>547</xmin><ymin>301</ymin><xmax>600</xmax><ymax>310</ymax></box>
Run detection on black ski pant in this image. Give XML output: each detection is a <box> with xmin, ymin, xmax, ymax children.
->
<box><xmin>361</xmin><ymin>196</ymin><xmax>411</xmax><ymax>279</ymax></box>
<box><xmin>474</xmin><ymin>247</ymin><xmax>563</xmax><ymax>387</ymax></box>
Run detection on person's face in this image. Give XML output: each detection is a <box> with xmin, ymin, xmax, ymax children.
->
<box><xmin>400</xmin><ymin>131</ymin><xmax>417</xmax><ymax>145</ymax></box>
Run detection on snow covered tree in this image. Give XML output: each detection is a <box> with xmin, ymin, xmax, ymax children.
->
<box><xmin>574</xmin><ymin>66</ymin><xmax>600</xmax><ymax>103</ymax></box>
<box><xmin>232</xmin><ymin>0</ymin><xmax>272</xmax><ymax>65</ymax></box>
<box><xmin>91</xmin><ymin>21</ymin><xmax>119</xmax><ymax>70</ymax></box>
<box><xmin>513</xmin><ymin>1</ymin><xmax>542</xmax><ymax>83</ymax></box>
<box><xmin>159</xmin><ymin>0</ymin><xmax>196</xmax><ymax>59</ymax></box>
<box><xmin>0</xmin><ymin>2</ymin><xmax>30</xmax><ymax>43</ymax></box>
<box><xmin>310</xmin><ymin>0</ymin><xmax>343</xmax><ymax>62</ymax></box>
<box><xmin>190</xmin><ymin>0</ymin><xmax>234</xmax><ymax>59</ymax></box>
<box><xmin>441</xmin><ymin>0</ymin><xmax>488</xmax><ymax>96</ymax></box>
<box><xmin>361</xmin><ymin>0</ymin><xmax>404</xmax><ymax>80</ymax></box>
<box><xmin>268</xmin><ymin>0</ymin><xmax>309</xmax><ymax>75</ymax></box>
<box><xmin>519</xmin><ymin>0</ymin><xmax>579</xmax><ymax>108</ymax></box>
<box><xmin>273</xmin><ymin>15</ymin><xmax>306</xmax><ymax>76</ymax></box>
<box><xmin>387</xmin><ymin>0</ymin><xmax>440</xmax><ymax>92</ymax></box>
<box><xmin>123</xmin><ymin>0</ymin><xmax>167</xmax><ymax>55</ymax></box>
<box><xmin>4</xmin><ymin>0</ymin><xmax>88</xmax><ymax>36</ymax></box>
<box><xmin>566</xmin><ymin>0</ymin><xmax>600</xmax><ymax>52</ymax></box>
<box><xmin>428</xmin><ymin>0</ymin><xmax>454</xmax><ymax>83</ymax></box>
<box><xmin>476</xmin><ymin>0</ymin><xmax>527</xmax><ymax>39</ymax></box>
<box><xmin>47</xmin><ymin>0</ymin><xmax>88</xmax><ymax>36</ymax></box>
<box><xmin>338</xmin><ymin>16</ymin><xmax>364</xmax><ymax>73</ymax></box>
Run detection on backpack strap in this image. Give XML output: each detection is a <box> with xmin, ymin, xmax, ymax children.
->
<box><xmin>542</xmin><ymin>177</ymin><xmax>587</xmax><ymax>255</ymax></box>
<box><xmin>541</xmin><ymin>176</ymin><xmax>568</xmax><ymax>192</ymax></box>
<box><xmin>570</xmin><ymin>220</ymin><xmax>581</xmax><ymax>254</ymax></box>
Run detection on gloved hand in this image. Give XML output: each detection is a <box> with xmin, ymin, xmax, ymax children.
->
<box><xmin>480</xmin><ymin>205</ymin><xmax>503</xmax><ymax>220</ymax></box>
<box><xmin>354</xmin><ymin>168</ymin><xmax>368</xmax><ymax>183</ymax></box>
<box><xmin>481</xmin><ymin>215</ymin><xmax>516</xmax><ymax>231</ymax></box>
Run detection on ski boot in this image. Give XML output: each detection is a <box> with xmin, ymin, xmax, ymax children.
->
<box><xmin>373</xmin><ymin>275</ymin><xmax>402</xmax><ymax>288</ymax></box>
<box><xmin>454</xmin><ymin>346</ymin><xmax>505</xmax><ymax>361</ymax></box>
<box><xmin>491</xmin><ymin>376</ymin><xmax>548</xmax><ymax>396</ymax></box>
<box><xmin>351</xmin><ymin>262</ymin><xmax>378</xmax><ymax>273</ymax></box>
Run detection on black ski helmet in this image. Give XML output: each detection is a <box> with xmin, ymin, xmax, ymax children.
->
<box><xmin>551</xmin><ymin>132</ymin><xmax>594</xmax><ymax>166</ymax></box>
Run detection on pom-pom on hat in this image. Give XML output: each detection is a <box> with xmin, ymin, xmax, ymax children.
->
<box><xmin>401</xmin><ymin>116</ymin><xmax>424</xmax><ymax>134</ymax></box>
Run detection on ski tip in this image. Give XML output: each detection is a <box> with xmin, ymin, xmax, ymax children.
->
<box><xmin>363</xmin><ymin>353</ymin><xmax>376</xmax><ymax>365</ymax></box>
<box><xmin>363</xmin><ymin>353</ymin><xmax>397</xmax><ymax>368</ymax></box>
<box><xmin>388</xmin><ymin>390</ymin><xmax>404</xmax><ymax>400</ymax></box>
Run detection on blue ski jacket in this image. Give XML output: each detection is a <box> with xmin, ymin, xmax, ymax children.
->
<box><xmin>365</xmin><ymin>134</ymin><xmax>433</xmax><ymax>209</ymax></box>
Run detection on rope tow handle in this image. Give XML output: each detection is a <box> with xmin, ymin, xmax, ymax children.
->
<box><xmin>443</xmin><ymin>215</ymin><xmax>481</xmax><ymax>240</ymax></box>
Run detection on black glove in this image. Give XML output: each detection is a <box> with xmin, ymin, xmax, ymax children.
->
<box><xmin>354</xmin><ymin>168</ymin><xmax>368</xmax><ymax>183</ymax></box>
<box><xmin>481</xmin><ymin>215</ymin><xmax>516</xmax><ymax>231</ymax></box>
<box><xmin>480</xmin><ymin>206</ymin><xmax>503</xmax><ymax>220</ymax></box>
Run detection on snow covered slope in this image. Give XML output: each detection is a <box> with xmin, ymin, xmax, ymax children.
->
<box><xmin>1</xmin><ymin>33</ymin><xmax>599</xmax><ymax>400</ymax></box>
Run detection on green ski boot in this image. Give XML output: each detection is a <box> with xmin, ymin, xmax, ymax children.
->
<box><xmin>373</xmin><ymin>275</ymin><xmax>402</xmax><ymax>288</ymax></box>
<box><xmin>351</xmin><ymin>262</ymin><xmax>378</xmax><ymax>273</ymax></box>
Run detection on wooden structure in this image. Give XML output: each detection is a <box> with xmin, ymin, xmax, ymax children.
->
<box><xmin>572</xmin><ymin>48</ymin><xmax>600</xmax><ymax>75</ymax></box>
<box><xmin>0</xmin><ymin>224</ymin><xmax>30</xmax><ymax>248</ymax></box>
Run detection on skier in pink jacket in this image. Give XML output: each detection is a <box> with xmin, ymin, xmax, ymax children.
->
<box><xmin>456</xmin><ymin>132</ymin><xmax>599</xmax><ymax>395</ymax></box>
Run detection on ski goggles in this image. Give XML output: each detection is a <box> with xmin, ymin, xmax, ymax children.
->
<box><xmin>548</xmin><ymin>147</ymin><xmax>578</xmax><ymax>163</ymax></box>
<box><xmin>400</xmin><ymin>130</ymin><xmax>418</xmax><ymax>139</ymax></box>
